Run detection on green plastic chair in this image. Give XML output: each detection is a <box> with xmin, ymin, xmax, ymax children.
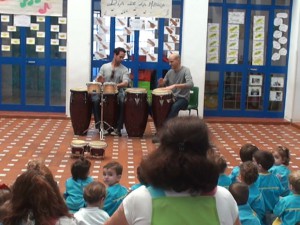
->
<box><xmin>187</xmin><ymin>86</ymin><xmax>199</xmax><ymax>116</ymax></box>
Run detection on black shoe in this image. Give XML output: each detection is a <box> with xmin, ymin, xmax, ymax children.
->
<box><xmin>152</xmin><ymin>135</ymin><xmax>159</xmax><ymax>143</ymax></box>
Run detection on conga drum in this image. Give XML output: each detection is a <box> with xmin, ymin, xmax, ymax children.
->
<box><xmin>70</xmin><ymin>140</ymin><xmax>87</xmax><ymax>157</ymax></box>
<box><xmin>103</xmin><ymin>82</ymin><xmax>117</xmax><ymax>94</ymax></box>
<box><xmin>124</xmin><ymin>88</ymin><xmax>148</xmax><ymax>137</ymax></box>
<box><xmin>102</xmin><ymin>85</ymin><xmax>118</xmax><ymax>131</ymax></box>
<box><xmin>86</xmin><ymin>82</ymin><xmax>101</xmax><ymax>94</ymax></box>
<box><xmin>151</xmin><ymin>88</ymin><xmax>174</xmax><ymax>130</ymax></box>
<box><xmin>89</xmin><ymin>141</ymin><xmax>107</xmax><ymax>158</ymax></box>
<box><xmin>70</xmin><ymin>88</ymin><xmax>92</xmax><ymax>135</ymax></box>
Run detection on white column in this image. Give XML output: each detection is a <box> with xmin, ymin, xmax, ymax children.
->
<box><xmin>66</xmin><ymin>0</ymin><xmax>92</xmax><ymax>117</ymax></box>
<box><xmin>180</xmin><ymin>0</ymin><xmax>209</xmax><ymax>117</ymax></box>
<box><xmin>284</xmin><ymin>1</ymin><xmax>300</xmax><ymax>122</ymax></box>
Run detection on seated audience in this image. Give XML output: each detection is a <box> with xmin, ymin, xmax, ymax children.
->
<box><xmin>103</xmin><ymin>161</ymin><xmax>128</xmax><ymax>216</ymax></box>
<box><xmin>273</xmin><ymin>170</ymin><xmax>300</xmax><ymax>225</ymax></box>
<box><xmin>269</xmin><ymin>146</ymin><xmax>291</xmax><ymax>196</ymax></box>
<box><xmin>240</xmin><ymin>161</ymin><xmax>265</xmax><ymax>224</ymax></box>
<box><xmin>253</xmin><ymin>150</ymin><xmax>284</xmax><ymax>225</ymax></box>
<box><xmin>74</xmin><ymin>181</ymin><xmax>110</xmax><ymax>225</ymax></box>
<box><xmin>229</xmin><ymin>182</ymin><xmax>261</xmax><ymax>225</ymax></box>
<box><xmin>215</xmin><ymin>155</ymin><xmax>232</xmax><ymax>189</ymax></box>
<box><xmin>2</xmin><ymin>166</ymin><xmax>76</xmax><ymax>225</ymax></box>
<box><xmin>229</xmin><ymin>143</ymin><xmax>259</xmax><ymax>183</ymax></box>
<box><xmin>64</xmin><ymin>157</ymin><xmax>94</xmax><ymax>213</ymax></box>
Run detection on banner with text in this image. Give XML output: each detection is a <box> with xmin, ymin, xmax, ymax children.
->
<box><xmin>0</xmin><ymin>0</ymin><xmax>63</xmax><ymax>17</ymax></box>
<box><xmin>101</xmin><ymin>0</ymin><xmax>172</xmax><ymax>18</ymax></box>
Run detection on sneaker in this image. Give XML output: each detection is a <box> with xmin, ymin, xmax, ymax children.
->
<box><xmin>152</xmin><ymin>135</ymin><xmax>159</xmax><ymax>143</ymax></box>
<box><xmin>111</xmin><ymin>129</ymin><xmax>121</xmax><ymax>137</ymax></box>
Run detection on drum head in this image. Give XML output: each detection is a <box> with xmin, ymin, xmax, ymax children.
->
<box><xmin>89</xmin><ymin>141</ymin><xmax>107</xmax><ymax>149</ymax></box>
<box><xmin>126</xmin><ymin>88</ymin><xmax>147</xmax><ymax>94</ymax></box>
<box><xmin>152</xmin><ymin>88</ymin><xmax>172</xmax><ymax>96</ymax></box>
<box><xmin>71</xmin><ymin>140</ymin><xmax>87</xmax><ymax>147</ymax></box>
<box><xmin>70</xmin><ymin>88</ymin><xmax>87</xmax><ymax>92</ymax></box>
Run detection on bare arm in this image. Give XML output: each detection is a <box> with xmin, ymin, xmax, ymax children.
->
<box><xmin>104</xmin><ymin>204</ymin><xmax>129</xmax><ymax>225</ymax></box>
<box><xmin>233</xmin><ymin>217</ymin><xmax>241</xmax><ymax>225</ymax></box>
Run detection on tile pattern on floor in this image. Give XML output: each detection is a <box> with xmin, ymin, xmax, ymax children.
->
<box><xmin>0</xmin><ymin>116</ymin><xmax>299</xmax><ymax>193</ymax></box>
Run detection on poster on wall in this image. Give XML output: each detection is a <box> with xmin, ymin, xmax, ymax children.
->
<box><xmin>101</xmin><ymin>0</ymin><xmax>172</xmax><ymax>18</ymax></box>
<box><xmin>0</xmin><ymin>0</ymin><xmax>63</xmax><ymax>17</ymax></box>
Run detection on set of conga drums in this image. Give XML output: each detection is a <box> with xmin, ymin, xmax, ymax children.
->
<box><xmin>69</xmin><ymin>82</ymin><xmax>118</xmax><ymax>135</ymax></box>
<box><xmin>70</xmin><ymin>82</ymin><xmax>174</xmax><ymax>137</ymax></box>
<box><xmin>70</xmin><ymin>140</ymin><xmax>107</xmax><ymax>159</ymax></box>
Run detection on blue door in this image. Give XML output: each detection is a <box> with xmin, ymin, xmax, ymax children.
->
<box><xmin>0</xmin><ymin>13</ymin><xmax>67</xmax><ymax>112</ymax></box>
<box><xmin>204</xmin><ymin>0</ymin><xmax>293</xmax><ymax>118</ymax></box>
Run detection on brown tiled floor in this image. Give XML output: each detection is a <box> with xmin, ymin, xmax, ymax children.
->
<box><xmin>0</xmin><ymin>112</ymin><xmax>300</xmax><ymax>193</ymax></box>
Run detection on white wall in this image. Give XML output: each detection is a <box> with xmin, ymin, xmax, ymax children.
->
<box><xmin>180</xmin><ymin>0</ymin><xmax>209</xmax><ymax>118</ymax></box>
<box><xmin>66</xmin><ymin>0</ymin><xmax>92</xmax><ymax>117</ymax></box>
<box><xmin>284</xmin><ymin>0</ymin><xmax>300</xmax><ymax>122</ymax></box>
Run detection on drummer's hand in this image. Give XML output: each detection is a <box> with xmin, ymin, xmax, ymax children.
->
<box><xmin>96</xmin><ymin>76</ymin><xmax>104</xmax><ymax>83</ymax></box>
<box><xmin>158</xmin><ymin>78</ymin><xmax>164</xmax><ymax>86</ymax></box>
<box><xmin>165</xmin><ymin>84</ymin><xmax>176</xmax><ymax>90</ymax></box>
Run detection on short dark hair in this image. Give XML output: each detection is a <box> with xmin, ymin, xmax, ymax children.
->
<box><xmin>140</xmin><ymin>116</ymin><xmax>218</xmax><ymax>194</ymax></box>
<box><xmin>114</xmin><ymin>47</ymin><xmax>126</xmax><ymax>55</ymax></box>
<box><xmin>289</xmin><ymin>170</ymin><xmax>300</xmax><ymax>194</ymax></box>
<box><xmin>253</xmin><ymin>150</ymin><xmax>274</xmax><ymax>170</ymax></box>
<box><xmin>103</xmin><ymin>161</ymin><xmax>123</xmax><ymax>176</ymax></box>
<box><xmin>83</xmin><ymin>181</ymin><xmax>106</xmax><ymax>204</ymax></box>
<box><xmin>215</xmin><ymin>156</ymin><xmax>227</xmax><ymax>174</ymax></box>
<box><xmin>229</xmin><ymin>182</ymin><xmax>249</xmax><ymax>205</ymax></box>
<box><xmin>239</xmin><ymin>143</ymin><xmax>259</xmax><ymax>162</ymax></box>
<box><xmin>71</xmin><ymin>157</ymin><xmax>91</xmax><ymax>181</ymax></box>
<box><xmin>239</xmin><ymin>161</ymin><xmax>258</xmax><ymax>185</ymax></box>
<box><xmin>273</xmin><ymin>146</ymin><xmax>290</xmax><ymax>166</ymax></box>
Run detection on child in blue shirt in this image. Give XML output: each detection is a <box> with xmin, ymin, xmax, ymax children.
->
<box><xmin>103</xmin><ymin>161</ymin><xmax>128</xmax><ymax>216</ymax></box>
<box><xmin>215</xmin><ymin>155</ymin><xmax>232</xmax><ymax>189</ymax></box>
<box><xmin>240</xmin><ymin>161</ymin><xmax>265</xmax><ymax>225</ymax></box>
<box><xmin>229</xmin><ymin>143</ymin><xmax>259</xmax><ymax>183</ymax></box>
<box><xmin>269</xmin><ymin>146</ymin><xmax>291</xmax><ymax>196</ymax></box>
<box><xmin>253</xmin><ymin>150</ymin><xmax>284</xmax><ymax>225</ymax></box>
<box><xmin>64</xmin><ymin>157</ymin><xmax>94</xmax><ymax>213</ymax></box>
<box><xmin>273</xmin><ymin>170</ymin><xmax>300</xmax><ymax>225</ymax></box>
<box><xmin>229</xmin><ymin>182</ymin><xmax>261</xmax><ymax>225</ymax></box>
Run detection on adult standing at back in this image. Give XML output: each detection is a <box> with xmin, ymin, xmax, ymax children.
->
<box><xmin>152</xmin><ymin>53</ymin><xmax>193</xmax><ymax>143</ymax></box>
<box><xmin>104</xmin><ymin>116</ymin><xmax>240</xmax><ymax>225</ymax></box>
<box><xmin>93</xmin><ymin>47</ymin><xmax>130</xmax><ymax>136</ymax></box>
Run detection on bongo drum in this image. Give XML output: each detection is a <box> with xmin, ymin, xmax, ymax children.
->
<box><xmin>103</xmin><ymin>82</ymin><xmax>117</xmax><ymax>94</ymax></box>
<box><xmin>86</xmin><ymin>82</ymin><xmax>102</xmax><ymax>94</ymax></box>
<box><xmin>70</xmin><ymin>140</ymin><xmax>87</xmax><ymax>157</ymax></box>
<box><xmin>124</xmin><ymin>88</ymin><xmax>148</xmax><ymax>137</ymax></box>
<box><xmin>151</xmin><ymin>88</ymin><xmax>174</xmax><ymax>130</ymax></box>
<box><xmin>70</xmin><ymin>88</ymin><xmax>92</xmax><ymax>135</ymax></box>
<box><xmin>102</xmin><ymin>91</ymin><xmax>119</xmax><ymax>131</ymax></box>
<box><xmin>89</xmin><ymin>141</ymin><xmax>107</xmax><ymax>158</ymax></box>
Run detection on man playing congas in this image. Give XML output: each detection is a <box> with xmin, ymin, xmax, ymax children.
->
<box><xmin>92</xmin><ymin>47</ymin><xmax>130</xmax><ymax>136</ymax></box>
<box><xmin>153</xmin><ymin>53</ymin><xmax>194</xmax><ymax>142</ymax></box>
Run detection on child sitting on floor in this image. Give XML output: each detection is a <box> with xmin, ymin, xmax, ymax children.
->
<box><xmin>74</xmin><ymin>181</ymin><xmax>110</xmax><ymax>225</ymax></box>
<box><xmin>230</xmin><ymin>143</ymin><xmax>259</xmax><ymax>183</ymax></box>
<box><xmin>273</xmin><ymin>170</ymin><xmax>300</xmax><ymax>225</ymax></box>
<box><xmin>229</xmin><ymin>182</ymin><xmax>261</xmax><ymax>225</ymax></box>
<box><xmin>269</xmin><ymin>146</ymin><xmax>291</xmax><ymax>196</ymax></box>
<box><xmin>215</xmin><ymin>155</ymin><xmax>232</xmax><ymax>189</ymax></box>
<box><xmin>240</xmin><ymin>161</ymin><xmax>265</xmax><ymax>225</ymax></box>
<box><xmin>64</xmin><ymin>157</ymin><xmax>94</xmax><ymax>213</ymax></box>
<box><xmin>103</xmin><ymin>161</ymin><xmax>128</xmax><ymax>216</ymax></box>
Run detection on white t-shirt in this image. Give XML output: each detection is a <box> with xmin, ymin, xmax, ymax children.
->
<box><xmin>74</xmin><ymin>207</ymin><xmax>110</xmax><ymax>225</ymax></box>
<box><xmin>123</xmin><ymin>186</ymin><xmax>239</xmax><ymax>225</ymax></box>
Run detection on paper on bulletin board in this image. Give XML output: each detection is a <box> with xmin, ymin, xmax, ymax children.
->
<box><xmin>26</xmin><ymin>37</ymin><xmax>35</xmax><ymax>45</ymax></box>
<box><xmin>36</xmin><ymin>45</ymin><xmax>45</xmax><ymax>52</ymax></box>
<box><xmin>11</xmin><ymin>39</ymin><xmax>20</xmax><ymax>45</ymax></box>
<box><xmin>101</xmin><ymin>0</ymin><xmax>172</xmax><ymax>18</ymax></box>
<box><xmin>129</xmin><ymin>18</ymin><xmax>145</xmax><ymax>30</ymax></box>
<box><xmin>95</xmin><ymin>51</ymin><xmax>106</xmax><ymax>60</ymax></box>
<box><xmin>1</xmin><ymin>32</ymin><xmax>10</xmax><ymax>38</ymax></box>
<box><xmin>7</xmin><ymin>26</ymin><xmax>17</xmax><ymax>32</ymax></box>
<box><xmin>1</xmin><ymin>15</ymin><xmax>10</xmax><ymax>22</ymax></box>
<box><xmin>1</xmin><ymin>45</ymin><xmax>10</xmax><ymax>51</ymax></box>
<box><xmin>37</xmin><ymin>31</ymin><xmax>45</xmax><ymax>38</ymax></box>
<box><xmin>0</xmin><ymin>0</ymin><xmax>63</xmax><ymax>17</ymax></box>
<box><xmin>146</xmin><ymin>20</ymin><xmax>157</xmax><ymax>30</ymax></box>
<box><xmin>270</xmin><ymin>91</ymin><xmax>282</xmax><ymax>101</ymax></box>
<box><xmin>147</xmin><ymin>53</ymin><xmax>158</xmax><ymax>62</ymax></box>
<box><xmin>59</xmin><ymin>46</ymin><xmax>67</xmax><ymax>52</ymax></box>
<box><xmin>228</xmin><ymin>12</ymin><xmax>245</xmax><ymax>24</ymax></box>
<box><xmin>14</xmin><ymin>15</ymin><xmax>30</xmax><ymax>27</ymax></box>
<box><xmin>51</xmin><ymin>39</ymin><xmax>59</xmax><ymax>45</ymax></box>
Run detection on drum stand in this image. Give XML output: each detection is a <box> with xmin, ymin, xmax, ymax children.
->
<box><xmin>99</xmin><ymin>87</ymin><xmax>115</xmax><ymax>140</ymax></box>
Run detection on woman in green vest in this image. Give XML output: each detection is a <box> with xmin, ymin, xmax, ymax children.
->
<box><xmin>105</xmin><ymin>116</ymin><xmax>241</xmax><ymax>225</ymax></box>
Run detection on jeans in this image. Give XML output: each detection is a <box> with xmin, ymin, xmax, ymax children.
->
<box><xmin>167</xmin><ymin>97</ymin><xmax>189</xmax><ymax>120</ymax></box>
